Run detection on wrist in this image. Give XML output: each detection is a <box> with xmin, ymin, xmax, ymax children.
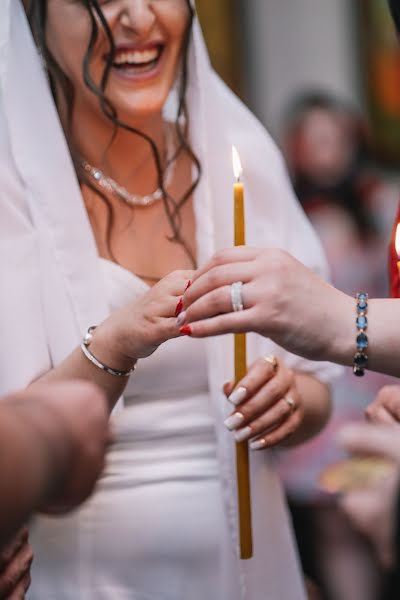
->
<box><xmin>89</xmin><ymin>322</ymin><xmax>138</xmax><ymax>373</ymax></box>
<box><xmin>329</xmin><ymin>291</ymin><xmax>355</xmax><ymax>367</ymax></box>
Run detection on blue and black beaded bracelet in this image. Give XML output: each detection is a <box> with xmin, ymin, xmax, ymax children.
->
<box><xmin>353</xmin><ymin>293</ymin><xmax>368</xmax><ymax>377</ymax></box>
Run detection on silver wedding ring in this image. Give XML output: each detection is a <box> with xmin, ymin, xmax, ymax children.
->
<box><xmin>231</xmin><ymin>281</ymin><xmax>244</xmax><ymax>312</ymax></box>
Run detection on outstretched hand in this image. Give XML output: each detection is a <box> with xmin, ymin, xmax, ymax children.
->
<box><xmin>366</xmin><ymin>385</ymin><xmax>400</xmax><ymax>425</ymax></box>
<box><xmin>338</xmin><ymin>423</ymin><xmax>400</xmax><ymax>569</ymax></box>
<box><xmin>178</xmin><ymin>247</ymin><xmax>351</xmax><ymax>364</ymax></box>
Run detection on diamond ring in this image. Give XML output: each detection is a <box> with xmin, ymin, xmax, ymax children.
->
<box><xmin>230</xmin><ymin>281</ymin><xmax>244</xmax><ymax>312</ymax></box>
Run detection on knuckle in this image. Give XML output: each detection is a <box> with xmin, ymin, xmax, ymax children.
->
<box><xmin>278</xmin><ymin>401</ymin><xmax>291</xmax><ymax>419</ymax></box>
<box><xmin>285</xmin><ymin>423</ymin><xmax>297</xmax><ymax>438</ymax></box>
<box><xmin>208</xmin><ymin>290</ymin><xmax>222</xmax><ymax>313</ymax></box>
<box><xmin>269</xmin><ymin>248</ymin><xmax>288</xmax><ymax>270</ymax></box>
<box><xmin>207</xmin><ymin>267</ymin><xmax>222</xmax><ymax>288</ymax></box>
<box><xmin>0</xmin><ymin>572</ymin><xmax>17</xmax><ymax>594</ymax></box>
<box><xmin>239</xmin><ymin>405</ymin><xmax>251</xmax><ymax>421</ymax></box>
<box><xmin>258</xmin><ymin>357</ymin><xmax>275</xmax><ymax>378</ymax></box>
<box><xmin>378</xmin><ymin>385</ymin><xmax>397</xmax><ymax>401</ymax></box>
<box><xmin>365</xmin><ymin>404</ymin><xmax>374</xmax><ymax>419</ymax></box>
<box><xmin>212</xmin><ymin>250</ymin><xmax>228</xmax><ymax>266</ymax></box>
<box><xmin>285</xmin><ymin>368</ymin><xmax>294</xmax><ymax>382</ymax></box>
<box><xmin>25</xmin><ymin>545</ymin><xmax>34</xmax><ymax>566</ymax></box>
<box><xmin>249</xmin><ymin>419</ymin><xmax>262</xmax><ymax>436</ymax></box>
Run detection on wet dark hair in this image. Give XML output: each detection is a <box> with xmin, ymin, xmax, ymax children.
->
<box><xmin>389</xmin><ymin>0</ymin><xmax>400</xmax><ymax>34</ymax></box>
<box><xmin>26</xmin><ymin>0</ymin><xmax>201</xmax><ymax>272</ymax></box>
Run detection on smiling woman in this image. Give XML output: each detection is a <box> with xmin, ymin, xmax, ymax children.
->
<box><xmin>28</xmin><ymin>0</ymin><xmax>200</xmax><ymax>275</ymax></box>
<box><xmin>0</xmin><ymin>1</ymin><xmax>341</xmax><ymax>598</ymax></box>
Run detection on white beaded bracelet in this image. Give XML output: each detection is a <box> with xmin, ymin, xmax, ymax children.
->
<box><xmin>81</xmin><ymin>326</ymin><xmax>136</xmax><ymax>378</ymax></box>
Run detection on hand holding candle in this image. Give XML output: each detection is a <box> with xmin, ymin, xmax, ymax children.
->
<box><xmin>232</xmin><ymin>146</ymin><xmax>253</xmax><ymax>559</ymax></box>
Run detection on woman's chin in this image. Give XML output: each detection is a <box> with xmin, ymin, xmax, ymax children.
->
<box><xmin>109</xmin><ymin>92</ymin><xmax>169</xmax><ymax>125</ymax></box>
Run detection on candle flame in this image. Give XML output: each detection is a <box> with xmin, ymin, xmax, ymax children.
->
<box><xmin>396</xmin><ymin>224</ymin><xmax>400</xmax><ymax>257</ymax></box>
<box><xmin>232</xmin><ymin>146</ymin><xmax>243</xmax><ymax>181</ymax></box>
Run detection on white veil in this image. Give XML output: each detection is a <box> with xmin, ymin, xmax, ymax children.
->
<box><xmin>0</xmin><ymin>2</ymin><xmax>341</xmax><ymax>598</ymax></box>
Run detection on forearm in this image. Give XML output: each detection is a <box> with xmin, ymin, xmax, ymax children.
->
<box><xmin>0</xmin><ymin>405</ymin><xmax>71</xmax><ymax>545</ymax></box>
<box><xmin>282</xmin><ymin>373</ymin><xmax>331</xmax><ymax>447</ymax></box>
<box><xmin>35</xmin><ymin>322</ymin><xmax>133</xmax><ymax>412</ymax></box>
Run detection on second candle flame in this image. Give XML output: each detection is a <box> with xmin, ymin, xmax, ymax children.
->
<box><xmin>232</xmin><ymin>145</ymin><xmax>243</xmax><ymax>181</ymax></box>
<box><xmin>396</xmin><ymin>224</ymin><xmax>400</xmax><ymax>256</ymax></box>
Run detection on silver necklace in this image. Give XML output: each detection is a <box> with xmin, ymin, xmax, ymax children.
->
<box><xmin>81</xmin><ymin>128</ymin><xmax>177</xmax><ymax>208</ymax></box>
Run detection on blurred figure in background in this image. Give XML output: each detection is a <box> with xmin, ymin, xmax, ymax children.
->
<box><xmin>278</xmin><ymin>91</ymin><xmax>399</xmax><ymax>600</ymax></box>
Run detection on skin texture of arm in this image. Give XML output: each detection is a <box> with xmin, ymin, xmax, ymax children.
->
<box><xmin>0</xmin><ymin>382</ymin><xmax>109</xmax><ymax>548</ymax></box>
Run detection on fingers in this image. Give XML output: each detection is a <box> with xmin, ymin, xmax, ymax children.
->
<box><xmin>365</xmin><ymin>404</ymin><xmax>396</xmax><ymax>425</ymax></box>
<box><xmin>6</xmin><ymin>572</ymin><xmax>31</xmax><ymax>600</ymax></box>
<box><xmin>180</xmin><ymin>286</ymin><xmax>233</xmax><ymax>325</ymax></box>
<box><xmin>191</xmin><ymin>248</ymin><xmax>260</xmax><ymax>284</ymax></box>
<box><xmin>0</xmin><ymin>540</ymin><xmax>33</xmax><ymax>598</ymax></box>
<box><xmin>225</xmin><ymin>356</ymin><xmax>280</xmax><ymax>407</ymax></box>
<box><xmin>249</xmin><ymin>407</ymin><xmax>303</xmax><ymax>450</ymax></box>
<box><xmin>223</xmin><ymin>361</ymin><xmax>299</xmax><ymax>447</ymax></box>
<box><xmin>180</xmin><ymin>280</ymin><xmax>257</xmax><ymax>327</ymax></box>
<box><xmin>179</xmin><ymin>309</ymin><xmax>255</xmax><ymax>338</ymax></box>
<box><xmin>338</xmin><ymin>423</ymin><xmax>400</xmax><ymax>462</ymax></box>
<box><xmin>163</xmin><ymin>270</ymin><xmax>195</xmax><ymax>297</ymax></box>
<box><xmin>184</xmin><ymin>263</ymin><xmax>255</xmax><ymax>311</ymax></box>
<box><xmin>0</xmin><ymin>530</ymin><xmax>28</xmax><ymax>571</ymax></box>
<box><xmin>366</xmin><ymin>386</ymin><xmax>400</xmax><ymax>424</ymax></box>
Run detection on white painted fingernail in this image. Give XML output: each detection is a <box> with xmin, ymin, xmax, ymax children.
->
<box><xmin>235</xmin><ymin>426</ymin><xmax>252</xmax><ymax>443</ymax></box>
<box><xmin>176</xmin><ymin>311</ymin><xmax>187</xmax><ymax>327</ymax></box>
<box><xmin>228</xmin><ymin>386</ymin><xmax>248</xmax><ymax>406</ymax></box>
<box><xmin>250</xmin><ymin>438</ymin><xmax>267</xmax><ymax>451</ymax></box>
<box><xmin>224</xmin><ymin>412</ymin><xmax>244</xmax><ymax>431</ymax></box>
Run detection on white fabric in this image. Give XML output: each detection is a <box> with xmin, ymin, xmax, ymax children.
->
<box><xmin>0</xmin><ymin>2</ymin><xmax>342</xmax><ymax>599</ymax></box>
<box><xmin>33</xmin><ymin>259</ymin><xmax>229</xmax><ymax>599</ymax></box>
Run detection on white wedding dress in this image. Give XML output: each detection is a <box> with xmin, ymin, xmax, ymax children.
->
<box><xmin>29</xmin><ymin>258</ymin><xmax>238</xmax><ymax>599</ymax></box>
<box><xmin>3</xmin><ymin>4</ymin><xmax>341</xmax><ymax>599</ymax></box>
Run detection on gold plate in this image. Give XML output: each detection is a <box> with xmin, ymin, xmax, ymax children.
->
<box><xmin>318</xmin><ymin>456</ymin><xmax>394</xmax><ymax>494</ymax></box>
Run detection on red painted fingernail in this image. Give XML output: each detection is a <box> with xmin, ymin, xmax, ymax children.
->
<box><xmin>180</xmin><ymin>325</ymin><xmax>192</xmax><ymax>336</ymax></box>
<box><xmin>175</xmin><ymin>297</ymin><xmax>183</xmax><ymax>317</ymax></box>
<box><xmin>185</xmin><ymin>280</ymin><xmax>192</xmax><ymax>291</ymax></box>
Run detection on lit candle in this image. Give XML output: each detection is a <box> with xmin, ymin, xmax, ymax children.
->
<box><xmin>232</xmin><ymin>146</ymin><xmax>253</xmax><ymax>560</ymax></box>
<box><xmin>390</xmin><ymin>218</ymin><xmax>400</xmax><ymax>298</ymax></box>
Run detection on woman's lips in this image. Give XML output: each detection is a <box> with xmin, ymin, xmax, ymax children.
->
<box><xmin>108</xmin><ymin>43</ymin><xmax>166</xmax><ymax>81</ymax></box>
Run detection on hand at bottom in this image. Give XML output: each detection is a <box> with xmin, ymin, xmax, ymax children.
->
<box><xmin>223</xmin><ymin>356</ymin><xmax>304</xmax><ymax>450</ymax></box>
<box><xmin>0</xmin><ymin>527</ymin><xmax>32</xmax><ymax>599</ymax></box>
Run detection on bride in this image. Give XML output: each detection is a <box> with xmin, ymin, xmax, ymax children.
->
<box><xmin>1</xmin><ymin>1</ymin><xmax>339</xmax><ymax>598</ymax></box>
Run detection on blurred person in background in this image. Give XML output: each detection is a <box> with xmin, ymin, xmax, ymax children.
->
<box><xmin>338</xmin><ymin>386</ymin><xmax>400</xmax><ymax>600</ymax></box>
<box><xmin>275</xmin><ymin>92</ymin><xmax>399</xmax><ymax>600</ymax></box>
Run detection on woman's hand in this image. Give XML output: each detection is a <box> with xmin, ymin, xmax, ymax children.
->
<box><xmin>338</xmin><ymin>423</ymin><xmax>400</xmax><ymax>569</ymax></box>
<box><xmin>0</xmin><ymin>527</ymin><xmax>33</xmax><ymax>599</ymax></box>
<box><xmin>92</xmin><ymin>269</ymin><xmax>194</xmax><ymax>369</ymax></box>
<box><xmin>222</xmin><ymin>356</ymin><xmax>304</xmax><ymax>450</ymax></box>
<box><xmin>366</xmin><ymin>385</ymin><xmax>400</xmax><ymax>425</ymax></box>
<box><xmin>179</xmin><ymin>248</ymin><xmax>352</xmax><ymax>365</ymax></box>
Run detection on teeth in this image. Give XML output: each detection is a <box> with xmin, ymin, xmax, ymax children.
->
<box><xmin>114</xmin><ymin>48</ymin><xmax>159</xmax><ymax>66</ymax></box>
